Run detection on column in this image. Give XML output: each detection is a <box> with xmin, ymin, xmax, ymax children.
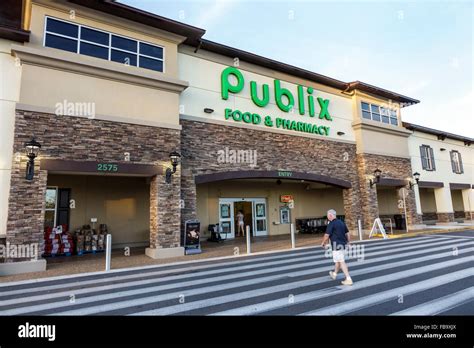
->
<box><xmin>398</xmin><ymin>187</ymin><xmax>422</xmax><ymax>227</ymax></box>
<box><xmin>461</xmin><ymin>188</ymin><xmax>474</xmax><ymax>220</ymax></box>
<box><xmin>146</xmin><ymin>168</ymin><xmax>184</xmax><ymax>259</ymax></box>
<box><xmin>0</xmin><ymin>40</ymin><xmax>22</xmax><ymax>237</ymax></box>
<box><xmin>434</xmin><ymin>186</ymin><xmax>455</xmax><ymax>222</ymax></box>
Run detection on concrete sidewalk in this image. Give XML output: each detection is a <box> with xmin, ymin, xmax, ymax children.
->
<box><xmin>1</xmin><ymin>223</ymin><xmax>472</xmax><ymax>284</ymax></box>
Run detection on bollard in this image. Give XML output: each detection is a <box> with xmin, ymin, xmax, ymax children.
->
<box><xmin>105</xmin><ymin>234</ymin><xmax>112</xmax><ymax>271</ymax></box>
<box><xmin>246</xmin><ymin>225</ymin><xmax>251</xmax><ymax>254</ymax></box>
<box><xmin>290</xmin><ymin>223</ymin><xmax>296</xmax><ymax>249</ymax></box>
<box><xmin>358</xmin><ymin>219</ymin><xmax>363</xmax><ymax>241</ymax></box>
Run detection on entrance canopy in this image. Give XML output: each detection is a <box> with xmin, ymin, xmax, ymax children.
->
<box><xmin>195</xmin><ymin>170</ymin><xmax>351</xmax><ymax>189</ymax></box>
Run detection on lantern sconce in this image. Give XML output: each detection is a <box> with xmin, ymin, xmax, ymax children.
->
<box><xmin>408</xmin><ymin>172</ymin><xmax>421</xmax><ymax>189</ymax></box>
<box><xmin>369</xmin><ymin>168</ymin><xmax>382</xmax><ymax>188</ymax></box>
<box><xmin>165</xmin><ymin>151</ymin><xmax>181</xmax><ymax>184</ymax></box>
<box><xmin>24</xmin><ymin>137</ymin><xmax>41</xmax><ymax>180</ymax></box>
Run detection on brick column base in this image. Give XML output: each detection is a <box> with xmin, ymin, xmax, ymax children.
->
<box><xmin>437</xmin><ymin>212</ymin><xmax>455</xmax><ymax>223</ymax></box>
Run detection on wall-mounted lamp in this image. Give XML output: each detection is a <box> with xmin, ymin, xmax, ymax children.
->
<box><xmin>24</xmin><ymin>137</ymin><xmax>41</xmax><ymax>180</ymax></box>
<box><xmin>369</xmin><ymin>168</ymin><xmax>382</xmax><ymax>188</ymax></box>
<box><xmin>337</xmin><ymin>131</ymin><xmax>345</xmax><ymax>136</ymax></box>
<box><xmin>203</xmin><ymin>108</ymin><xmax>214</xmax><ymax>114</ymax></box>
<box><xmin>276</xmin><ymin>179</ymin><xmax>282</xmax><ymax>185</ymax></box>
<box><xmin>165</xmin><ymin>151</ymin><xmax>181</xmax><ymax>184</ymax></box>
<box><xmin>408</xmin><ymin>172</ymin><xmax>421</xmax><ymax>189</ymax></box>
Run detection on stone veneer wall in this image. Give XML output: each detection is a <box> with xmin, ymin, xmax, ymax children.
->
<box><xmin>180</xmin><ymin>120</ymin><xmax>362</xmax><ymax>230</ymax></box>
<box><xmin>356</xmin><ymin>153</ymin><xmax>422</xmax><ymax>229</ymax></box>
<box><xmin>437</xmin><ymin>212</ymin><xmax>455</xmax><ymax>222</ymax></box>
<box><xmin>6</xmin><ymin>110</ymin><xmax>181</xmax><ymax>258</ymax></box>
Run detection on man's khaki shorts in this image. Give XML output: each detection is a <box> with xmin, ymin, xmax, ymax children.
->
<box><xmin>332</xmin><ymin>250</ymin><xmax>345</xmax><ymax>263</ymax></box>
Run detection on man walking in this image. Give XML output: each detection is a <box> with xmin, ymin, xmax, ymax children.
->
<box><xmin>321</xmin><ymin>209</ymin><xmax>353</xmax><ymax>285</ymax></box>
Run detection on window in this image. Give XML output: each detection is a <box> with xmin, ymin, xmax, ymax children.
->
<box><xmin>360</xmin><ymin>101</ymin><xmax>398</xmax><ymax>126</ymax></box>
<box><xmin>44</xmin><ymin>187</ymin><xmax>58</xmax><ymax>229</ymax></box>
<box><xmin>450</xmin><ymin>151</ymin><xmax>464</xmax><ymax>174</ymax></box>
<box><xmin>44</xmin><ymin>16</ymin><xmax>165</xmax><ymax>73</ymax></box>
<box><xmin>420</xmin><ymin>145</ymin><xmax>436</xmax><ymax>171</ymax></box>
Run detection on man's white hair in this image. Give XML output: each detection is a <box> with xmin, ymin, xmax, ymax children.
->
<box><xmin>327</xmin><ymin>209</ymin><xmax>337</xmax><ymax>217</ymax></box>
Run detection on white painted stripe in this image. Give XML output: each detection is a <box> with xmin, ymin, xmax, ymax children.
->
<box><xmin>0</xmin><ymin>236</ymin><xmax>447</xmax><ymax>297</ymax></box>
<box><xmin>428</xmin><ymin>234</ymin><xmax>474</xmax><ymax>240</ymax></box>
<box><xmin>11</xmin><ymin>243</ymin><xmax>470</xmax><ymax>316</ymax></box>
<box><xmin>0</xmin><ymin>235</ymin><xmax>442</xmax><ymax>288</ymax></box>
<box><xmin>302</xmin><ymin>269</ymin><xmax>474</xmax><ymax>315</ymax></box>
<box><xmin>130</xmin><ymin>249</ymin><xmax>474</xmax><ymax>316</ymax></box>
<box><xmin>390</xmin><ymin>287</ymin><xmax>474</xmax><ymax>316</ymax></box>
<box><xmin>212</xmin><ymin>247</ymin><xmax>474</xmax><ymax>316</ymax></box>
<box><xmin>2</xmin><ymin>237</ymin><xmax>461</xmax><ymax>309</ymax></box>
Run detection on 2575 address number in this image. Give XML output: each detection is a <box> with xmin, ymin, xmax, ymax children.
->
<box><xmin>97</xmin><ymin>163</ymin><xmax>118</xmax><ymax>172</ymax></box>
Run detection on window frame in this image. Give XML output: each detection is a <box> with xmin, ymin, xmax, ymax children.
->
<box><xmin>43</xmin><ymin>16</ymin><xmax>165</xmax><ymax>73</ymax></box>
<box><xmin>450</xmin><ymin>150</ymin><xmax>463</xmax><ymax>174</ymax></box>
<box><xmin>360</xmin><ymin>101</ymin><xmax>399</xmax><ymax>126</ymax></box>
<box><xmin>44</xmin><ymin>186</ymin><xmax>58</xmax><ymax>228</ymax></box>
<box><xmin>420</xmin><ymin>145</ymin><xmax>436</xmax><ymax>171</ymax></box>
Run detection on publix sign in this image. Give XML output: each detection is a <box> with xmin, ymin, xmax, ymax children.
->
<box><xmin>220</xmin><ymin>66</ymin><xmax>332</xmax><ymax>136</ymax></box>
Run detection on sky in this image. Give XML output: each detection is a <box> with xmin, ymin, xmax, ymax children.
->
<box><xmin>121</xmin><ymin>0</ymin><xmax>473</xmax><ymax>138</ymax></box>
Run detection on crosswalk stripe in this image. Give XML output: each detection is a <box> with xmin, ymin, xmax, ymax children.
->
<box><xmin>128</xmin><ymin>249</ymin><xmax>473</xmax><ymax>316</ymax></box>
<box><xmin>390</xmin><ymin>287</ymin><xmax>474</xmax><ymax>316</ymax></box>
<box><xmin>1</xmin><ymin>238</ymin><xmax>464</xmax><ymax>313</ymax></box>
<box><xmin>0</xmin><ymin>235</ymin><xmax>443</xmax><ymax>291</ymax></box>
<box><xmin>301</xmin><ymin>269</ymin><xmax>474</xmax><ymax>315</ymax></box>
<box><xmin>211</xmin><ymin>246</ymin><xmax>474</xmax><ymax>316</ymax></box>
<box><xmin>0</xmin><ymin>236</ymin><xmax>449</xmax><ymax>299</ymax></box>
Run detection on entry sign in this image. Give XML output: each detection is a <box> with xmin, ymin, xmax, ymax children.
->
<box><xmin>280</xmin><ymin>195</ymin><xmax>294</xmax><ymax>203</ymax></box>
<box><xmin>184</xmin><ymin>220</ymin><xmax>202</xmax><ymax>255</ymax></box>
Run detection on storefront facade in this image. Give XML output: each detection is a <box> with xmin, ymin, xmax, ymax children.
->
<box><xmin>0</xmin><ymin>0</ymin><xmax>472</xmax><ymax>274</ymax></box>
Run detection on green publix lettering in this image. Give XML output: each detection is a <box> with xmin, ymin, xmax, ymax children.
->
<box><xmin>221</xmin><ymin>66</ymin><xmax>332</xmax><ymax>120</ymax></box>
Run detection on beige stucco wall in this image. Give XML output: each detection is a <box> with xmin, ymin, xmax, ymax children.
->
<box><xmin>18</xmin><ymin>63</ymin><xmax>181</xmax><ymax>126</ymax></box>
<box><xmin>178</xmin><ymin>47</ymin><xmax>355</xmax><ymax>143</ymax></box>
<box><xmin>0</xmin><ymin>39</ymin><xmax>22</xmax><ymax>237</ymax></box>
<box><xmin>196</xmin><ymin>181</ymin><xmax>344</xmax><ymax>236</ymax></box>
<box><xmin>47</xmin><ymin>174</ymin><xmax>150</xmax><ymax>247</ymax></box>
<box><xmin>15</xmin><ymin>1</ymin><xmax>184</xmax><ymax>128</ymax></box>
<box><xmin>29</xmin><ymin>1</ymin><xmax>181</xmax><ymax>77</ymax></box>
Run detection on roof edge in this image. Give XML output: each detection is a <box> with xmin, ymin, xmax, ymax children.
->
<box><xmin>403</xmin><ymin>122</ymin><xmax>474</xmax><ymax>144</ymax></box>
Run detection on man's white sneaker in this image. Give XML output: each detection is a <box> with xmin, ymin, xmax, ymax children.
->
<box><xmin>329</xmin><ymin>271</ymin><xmax>337</xmax><ymax>280</ymax></box>
<box><xmin>341</xmin><ymin>278</ymin><xmax>353</xmax><ymax>286</ymax></box>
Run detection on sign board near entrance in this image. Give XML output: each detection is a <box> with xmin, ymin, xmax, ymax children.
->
<box><xmin>184</xmin><ymin>220</ymin><xmax>202</xmax><ymax>255</ymax></box>
<box><xmin>280</xmin><ymin>195</ymin><xmax>294</xmax><ymax>203</ymax></box>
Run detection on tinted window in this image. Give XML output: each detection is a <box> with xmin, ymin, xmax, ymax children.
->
<box><xmin>80</xmin><ymin>42</ymin><xmax>108</xmax><ymax>59</ymax></box>
<box><xmin>111</xmin><ymin>49</ymin><xmax>137</xmax><ymax>66</ymax></box>
<box><xmin>112</xmin><ymin>35</ymin><xmax>137</xmax><ymax>52</ymax></box>
<box><xmin>45</xmin><ymin>34</ymin><xmax>77</xmax><ymax>53</ymax></box>
<box><xmin>140</xmin><ymin>42</ymin><xmax>163</xmax><ymax>59</ymax></box>
<box><xmin>371</xmin><ymin>104</ymin><xmax>380</xmax><ymax>114</ymax></box>
<box><xmin>81</xmin><ymin>27</ymin><xmax>109</xmax><ymax>45</ymax></box>
<box><xmin>390</xmin><ymin>117</ymin><xmax>398</xmax><ymax>125</ymax></box>
<box><xmin>361</xmin><ymin>102</ymin><xmax>370</xmax><ymax>111</ymax></box>
<box><xmin>372</xmin><ymin>113</ymin><xmax>381</xmax><ymax>122</ymax></box>
<box><xmin>139</xmin><ymin>56</ymin><xmax>163</xmax><ymax>72</ymax></box>
<box><xmin>362</xmin><ymin>110</ymin><xmax>371</xmax><ymax>119</ymax></box>
<box><xmin>382</xmin><ymin>116</ymin><xmax>390</xmax><ymax>124</ymax></box>
<box><xmin>46</xmin><ymin>18</ymin><xmax>78</xmax><ymax>37</ymax></box>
